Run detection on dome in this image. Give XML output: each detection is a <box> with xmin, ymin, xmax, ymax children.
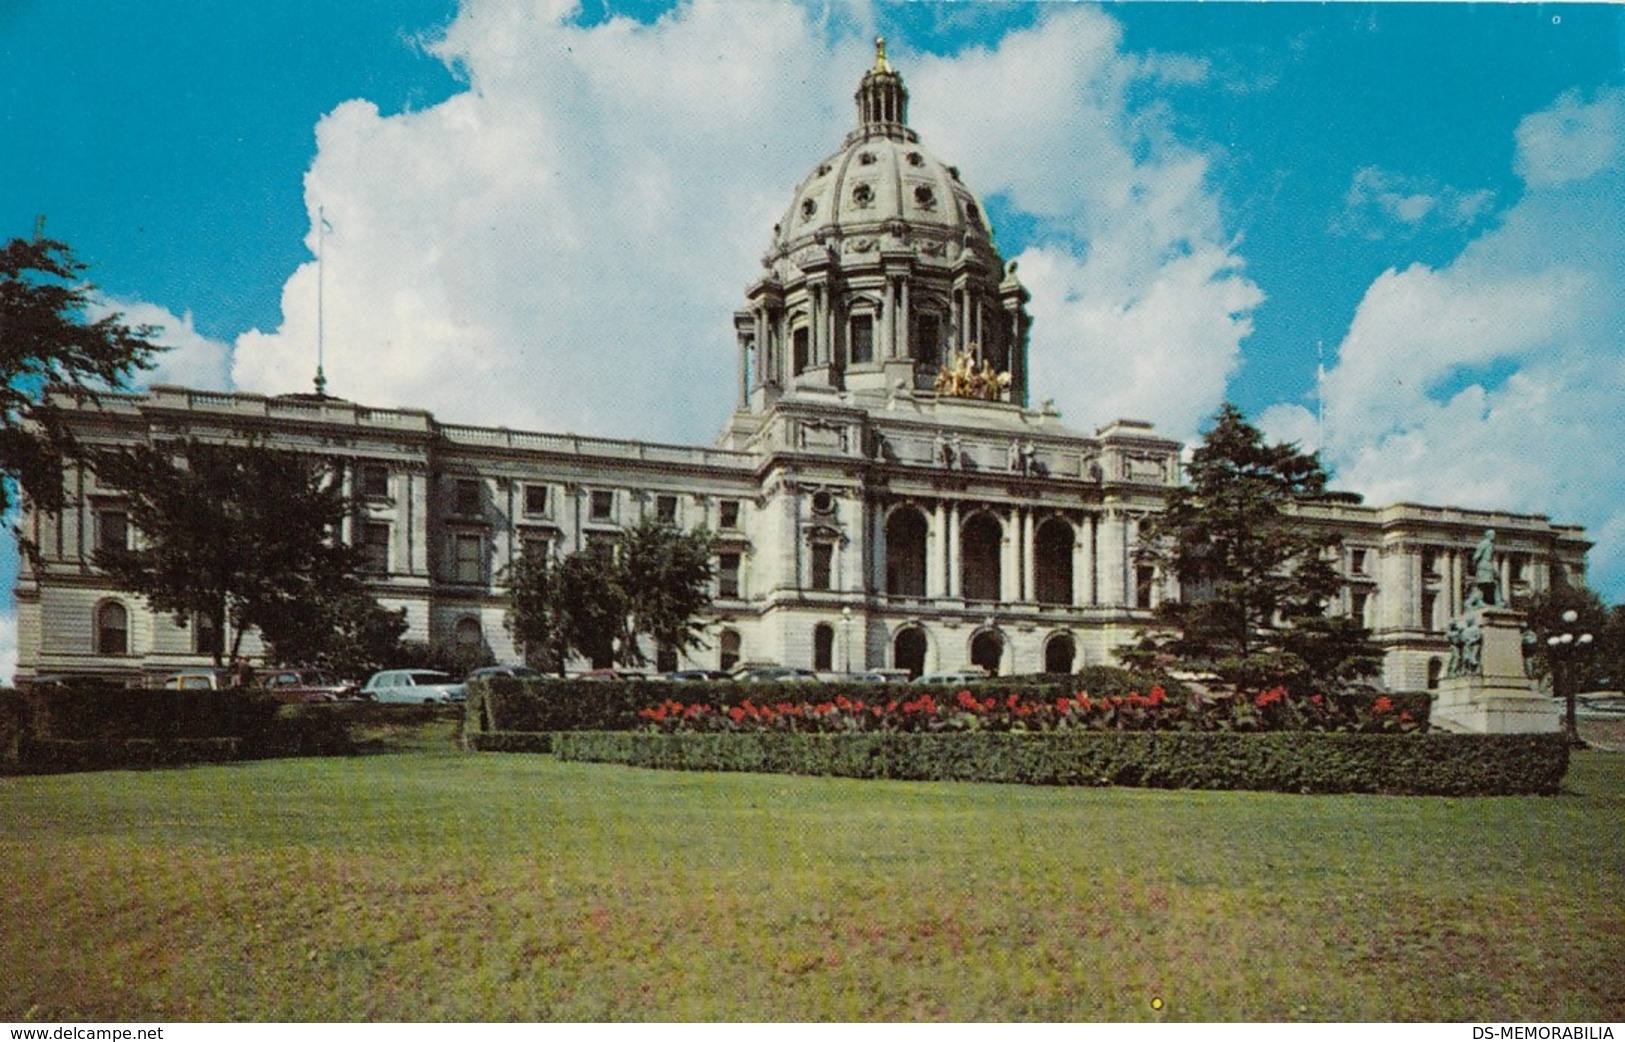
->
<box><xmin>767</xmin><ymin>39</ymin><xmax>1002</xmax><ymax>280</ymax></box>
<box><xmin>735</xmin><ymin>39</ymin><xmax>1030</xmax><ymax>413</ymax></box>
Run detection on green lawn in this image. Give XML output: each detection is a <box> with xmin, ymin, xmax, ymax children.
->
<box><xmin>2</xmin><ymin>721</ymin><xmax>1621</xmax><ymax>1022</ymax></box>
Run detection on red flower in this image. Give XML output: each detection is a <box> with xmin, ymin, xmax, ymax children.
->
<box><xmin>1372</xmin><ymin>696</ymin><xmax>1394</xmax><ymax>715</ymax></box>
<box><xmin>728</xmin><ymin>706</ymin><xmax>746</xmax><ymax>723</ymax></box>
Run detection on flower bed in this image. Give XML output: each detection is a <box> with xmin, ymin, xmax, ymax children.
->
<box><xmin>634</xmin><ymin>685</ymin><xmax>1421</xmax><ymax>735</ymax></box>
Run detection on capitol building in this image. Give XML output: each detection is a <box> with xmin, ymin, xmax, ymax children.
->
<box><xmin>13</xmin><ymin>46</ymin><xmax>1591</xmax><ymax>692</ymax></box>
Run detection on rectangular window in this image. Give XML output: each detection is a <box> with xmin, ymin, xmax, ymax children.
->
<box><xmin>655</xmin><ymin>494</ymin><xmax>678</xmax><ymax>523</ymax></box>
<box><xmin>1135</xmin><ymin>565</ymin><xmax>1156</xmax><ymax>609</ymax></box>
<box><xmin>453</xmin><ymin>533</ymin><xmax>483</xmax><ymax>584</ymax></box>
<box><xmin>718</xmin><ymin>552</ymin><xmax>741</xmax><ymax>598</ymax></box>
<box><xmin>913</xmin><ymin>314</ymin><xmax>941</xmax><ymax>369</ymax></box>
<box><xmin>718</xmin><ymin>499</ymin><xmax>740</xmax><ymax>530</ymax></box>
<box><xmin>850</xmin><ymin>314</ymin><xmax>873</xmax><ymax>365</ymax></box>
<box><xmin>1350</xmin><ymin>590</ymin><xmax>1369</xmax><ymax>625</ymax></box>
<box><xmin>586</xmin><ymin>531</ymin><xmax>618</xmax><ymax>562</ymax></box>
<box><xmin>524</xmin><ymin>484</ymin><xmax>549</xmax><ymax>517</ymax></box>
<box><xmin>193</xmin><ymin>611</ymin><xmax>222</xmax><ymax>657</ymax></box>
<box><xmin>359</xmin><ymin>463</ymin><xmax>389</xmax><ymax>498</ymax></box>
<box><xmin>521</xmin><ymin>534</ymin><xmax>552</xmax><ymax>564</ymax></box>
<box><xmin>361</xmin><ymin>522</ymin><xmax>390</xmax><ymax>574</ymax></box>
<box><xmin>792</xmin><ymin>327</ymin><xmax>809</xmax><ymax>375</ymax></box>
<box><xmin>810</xmin><ymin>542</ymin><xmax>833</xmax><ymax>591</ymax></box>
<box><xmin>1350</xmin><ymin>548</ymin><xmax>1367</xmax><ymax>576</ymax></box>
<box><xmin>96</xmin><ymin>510</ymin><xmax>128</xmax><ymax>554</ymax></box>
<box><xmin>454</xmin><ymin>479</ymin><xmax>481</xmax><ymax>516</ymax></box>
<box><xmin>590</xmin><ymin>490</ymin><xmax>615</xmax><ymax>521</ymax></box>
<box><xmin>1421</xmin><ymin>592</ymin><xmax>1438</xmax><ymax>632</ymax></box>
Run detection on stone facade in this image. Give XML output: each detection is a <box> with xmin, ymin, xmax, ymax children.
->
<box><xmin>11</xmin><ymin>46</ymin><xmax>1591</xmax><ymax>690</ymax></box>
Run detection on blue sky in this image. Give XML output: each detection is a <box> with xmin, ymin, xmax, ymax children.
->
<box><xmin>2</xmin><ymin>1</ymin><xmax>1623</xmax><ymax>679</ymax></box>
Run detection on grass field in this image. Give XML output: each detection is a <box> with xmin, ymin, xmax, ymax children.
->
<box><xmin>2</xmin><ymin>716</ymin><xmax>1622</xmax><ymax>1022</ymax></box>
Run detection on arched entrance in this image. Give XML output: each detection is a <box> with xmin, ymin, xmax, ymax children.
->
<box><xmin>893</xmin><ymin>626</ymin><xmax>927</xmax><ymax>678</ymax></box>
<box><xmin>961</xmin><ymin>513</ymin><xmax>1002</xmax><ymax>602</ymax></box>
<box><xmin>886</xmin><ymin>507</ymin><xmax>928</xmax><ymax>596</ymax></box>
<box><xmin>970</xmin><ymin>629</ymin><xmax>1003</xmax><ymax>676</ymax></box>
<box><xmin>1034</xmin><ymin>518</ymin><xmax>1074</xmax><ymax>605</ymax></box>
<box><xmin>1044</xmin><ymin>632</ymin><xmax>1076</xmax><ymax>674</ymax></box>
<box><xmin>813</xmin><ymin>623</ymin><xmax>835</xmax><ymax>672</ymax></box>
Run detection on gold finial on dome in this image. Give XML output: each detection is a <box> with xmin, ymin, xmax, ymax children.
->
<box><xmin>874</xmin><ymin>36</ymin><xmax>891</xmax><ymax>73</ymax></box>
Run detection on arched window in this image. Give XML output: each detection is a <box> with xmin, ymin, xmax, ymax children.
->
<box><xmin>893</xmin><ymin>626</ymin><xmax>927</xmax><ymax>678</ymax></box>
<box><xmin>970</xmin><ymin>630</ymin><xmax>1003</xmax><ymax>677</ymax></box>
<box><xmin>813</xmin><ymin>623</ymin><xmax>835</xmax><ymax>672</ymax></box>
<box><xmin>96</xmin><ymin>601</ymin><xmax>129</xmax><ymax>656</ymax></box>
<box><xmin>961</xmin><ymin>513</ymin><xmax>1002</xmax><ymax>602</ymax></box>
<box><xmin>1034</xmin><ymin>518</ymin><xmax>1074</xmax><ymax>605</ymax></box>
<box><xmin>1044</xmin><ymin>633</ymin><xmax>1076</xmax><ymax>675</ymax></box>
<box><xmin>719</xmin><ymin>628</ymin><xmax>742</xmax><ymax>672</ymax></box>
<box><xmin>453</xmin><ymin>616</ymin><xmax>483</xmax><ymax>649</ymax></box>
<box><xmin>886</xmin><ymin>507</ymin><xmax>928</xmax><ymax>597</ymax></box>
<box><xmin>1427</xmin><ymin>657</ymin><xmax>1443</xmax><ymax>690</ymax></box>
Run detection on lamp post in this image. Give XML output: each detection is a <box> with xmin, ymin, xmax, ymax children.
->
<box><xmin>841</xmin><ymin>606</ymin><xmax>853</xmax><ymax>674</ymax></box>
<box><xmin>1546</xmin><ymin>609</ymin><xmax>1594</xmax><ymax>748</ymax></box>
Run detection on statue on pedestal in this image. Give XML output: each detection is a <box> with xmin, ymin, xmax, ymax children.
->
<box><xmin>1471</xmin><ymin>528</ymin><xmax>1501</xmax><ymax>607</ymax></box>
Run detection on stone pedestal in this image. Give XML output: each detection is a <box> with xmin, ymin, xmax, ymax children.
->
<box><xmin>1433</xmin><ymin>607</ymin><xmax>1561</xmax><ymax>734</ymax></box>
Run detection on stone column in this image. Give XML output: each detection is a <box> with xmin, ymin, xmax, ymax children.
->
<box><xmin>869</xmin><ymin>500</ymin><xmax>886</xmax><ymax>594</ymax></box>
<box><xmin>928</xmin><ymin>500</ymin><xmax>946</xmax><ymax>598</ymax></box>
<box><xmin>1098</xmin><ymin>510</ymin><xmax>1127</xmax><ymax>605</ymax></box>
<box><xmin>1074</xmin><ymin>514</ymin><xmax>1091</xmax><ymax>606</ymax></box>
<box><xmin>947</xmin><ymin>502</ymin><xmax>962</xmax><ymax>598</ymax></box>
<box><xmin>1002</xmin><ymin>508</ymin><xmax>1020</xmax><ymax>603</ymax></box>
<box><xmin>1022</xmin><ymin>510</ymin><xmax>1036</xmax><ymax>602</ymax></box>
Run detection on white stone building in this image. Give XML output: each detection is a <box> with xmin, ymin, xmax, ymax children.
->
<box><xmin>12</xmin><ymin>47</ymin><xmax>1591</xmax><ymax>692</ymax></box>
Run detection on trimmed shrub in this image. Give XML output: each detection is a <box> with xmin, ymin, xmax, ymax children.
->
<box><xmin>551</xmin><ymin>730</ymin><xmax>1569</xmax><ymax>796</ymax></box>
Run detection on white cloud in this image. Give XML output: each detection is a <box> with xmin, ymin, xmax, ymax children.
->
<box><xmin>1334</xmin><ymin>165</ymin><xmax>1495</xmax><ymax>239</ymax></box>
<box><xmin>1515</xmin><ymin>87</ymin><xmax>1624</xmax><ymax>188</ymax></box>
<box><xmin>90</xmin><ymin>299</ymin><xmax>234</xmax><ymax>391</ymax></box>
<box><xmin>1264</xmin><ymin>86</ymin><xmax>1625</xmax><ymax>594</ymax></box>
<box><xmin>229</xmin><ymin>0</ymin><xmax>1257</xmax><ymax>444</ymax></box>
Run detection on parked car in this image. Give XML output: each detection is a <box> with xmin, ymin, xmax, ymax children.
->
<box><xmin>360</xmin><ymin>669</ymin><xmax>466</xmax><ymax>704</ymax></box>
<box><xmin>731</xmin><ymin>664</ymin><xmax>821</xmax><ymax>683</ymax></box>
<box><xmin>912</xmin><ymin>670</ymin><xmax>989</xmax><ymax>686</ymax></box>
<box><xmin>577</xmin><ymin>668</ymin><xmax>648</xmax><ymax>681</ymax></box>
<box><xmin>464</xmin><ymin>664</ymin><xmax>546</xmax><ymax>682</ymax></box>
<box><xmin>157</xmin><ymin>669</ymin><xmax>231</xmax><ymax>691</ymax></box>
<box><xmin>665</xmin><ymin>669</ymin><xmax>732</xmax><ymax>682</ymax></box>
<box><xmin>257</xmin><ymin>668</ymin><xmax>357</xmax><ymax>704</ymax></box>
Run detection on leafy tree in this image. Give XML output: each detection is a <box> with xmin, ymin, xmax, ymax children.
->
<box><xmin>618</xmin><ymin>515</ymin><xmax>718</xmax><ymax>667</ymax></box>
<box><xmin>91</xmin><ymin>438</ymin><xmax>393</xmax><ymax>669</ymax></box>
<box><xmin>1</xmin><ymin>234</ymin><xmax>161</xmax><ymax>531</ymax></box>
<box><xmin>1516</xmin><ymin>582</ymin><xmax>1614</xmax><ymax>744</ymax></box>
<box><xmin>1137</xmin><ymin>402</ymin><xmax>1378</xmax><ymax>691</ymax></box>
<box><xmin>261</xmin><ymin>585</ymin><xmax>409</xmax><ymax>679</ymax></box>
<box><xmin>505</xmin><ymin>518</ymin><xmax>716</xmax><ymax>673</ymax></box>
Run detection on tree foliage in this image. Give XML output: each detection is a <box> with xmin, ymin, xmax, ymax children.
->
<box><xmin>1137</xmin><ymin>402</ymin><xmax>1378</xmax><ymax>691</ymax></box>
<box><xmin>91</xmin><ymin>438</ymin><xmax>401</xmax><ymax>670</ymax></box>
<box><xmin>1</xmin><ymin>235</ymin><xmax>161</xmax><ymax>526</ymax></box>
<box><xmin>506</xmin><ymin>517</ymin><xmax>717</xmax><ymax>673</ymax></box>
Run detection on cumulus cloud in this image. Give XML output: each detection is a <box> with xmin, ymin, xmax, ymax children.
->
<box><xmin>1334</xmin><ymin>165</ymin><xmax>1495</xmax><ymax>239</ymax></box>
<box><xmin>95</xmin><ymin>299</ymin><xmax>235</xmax><ymax>391</ymax></box>
<box><xmin>228</xmin><ymin>0</ymin><xmax>1257</xmax><ymax>444</ymax></box>
<box><xmin>1262</xmin><ymin>85</ymin><xmax>1625</xmax><ymax>592</ymax></box>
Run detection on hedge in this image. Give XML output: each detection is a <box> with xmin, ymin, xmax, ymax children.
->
<box><xmin>0</xmin><ymin>684</ymin><xmax>365</xmax><ymax>773</ymax></box>
<box><xmin>549</xmin><ymin>730</ymin><xmax>1570</xmax><ymax>796</ymax></box>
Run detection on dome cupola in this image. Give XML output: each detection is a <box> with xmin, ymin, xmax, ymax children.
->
<box><xmin>732</xmin><ymin>41</ymin><xmax>1031</xmax><ymax>413</ymax></box>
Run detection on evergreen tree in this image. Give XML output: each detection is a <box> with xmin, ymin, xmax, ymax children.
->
<box><xmin>1138</xmin><ymin>402</ymin><xmax>1377</xmax><ymax>689</ymax></box>
<box><xmin>1</xmin><ymin>234</ymin><xmax>161</xmax><ymax>533</ymax></box>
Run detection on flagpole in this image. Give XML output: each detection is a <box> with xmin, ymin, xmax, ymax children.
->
<box><xmin>315</xmin><ymin>205</ymin><xmax>328</xmax><ymax>398</ymax></box>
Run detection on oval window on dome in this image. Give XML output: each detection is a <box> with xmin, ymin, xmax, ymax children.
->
<box><xmin>906</xmin><ymin>151</ymin><xmax>923</xmax><ymax>167</ymax></box>
<box><xmin>858</xmin><ymin>151</ymin><xmax>877</xmax><ymax>166</ymax></box>
<box><xmin>801</xmin><ymin>198</ymin><xmax>817</xmax><ymax>220</ymax></box>
<box><xmin>852</xmin><ymin>183</ymin><xmax>874</xmax><ymax>207</ymax></box>
<box><xmin>913</xmin><ymin>184</ymin><xmax>936</xmax><ymax>208</ymax></box>
<box><xmin>816</xmin><ymin>163</ymin><xmax>831</xmax><ymax>177</ymax></box>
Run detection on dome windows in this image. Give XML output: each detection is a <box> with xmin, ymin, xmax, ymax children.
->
<box><xmin>858</xmin><ymin>151</ymin><xmax>877</xmax><ymax>165</ymax></box>
<box><xmin>852</xmin><ymin>183</ymin><xmax>874</xmax><ymax>207</ymax></box>
<box><xmin>913</xmin><ymin>184</ymin><xmax>936</xmax><ymax>209</ymax></box>
<box><xmin>801</xmin><ymin>198</ymin><xmax>817</xmax><ymax>220</ymax></box>
<box><xmin>906</xmin><ymin>151</ymin><xmax>924</xmax><ymax>167</ymax></box>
